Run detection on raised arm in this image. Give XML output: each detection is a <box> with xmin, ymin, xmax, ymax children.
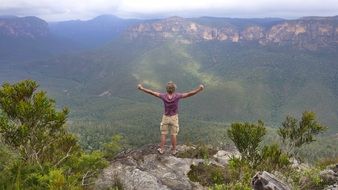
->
<box><xmin>181</xmin><ymin>84</ymin><xmax>204</xmax><ymax>99</ymax></box>
<box><xmin>137</xmin><ymin>84</ymin><xmax>161</xmax><ymax>98</ymax></box>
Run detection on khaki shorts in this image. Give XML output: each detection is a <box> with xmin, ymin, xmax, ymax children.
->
<box><xmin>160</xmin><ymin>114</ymin><xmax>179</xmax><ymax>135</ymax></box>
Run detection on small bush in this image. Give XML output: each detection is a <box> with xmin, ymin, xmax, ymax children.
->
<box><xmin>227</xmin><ymin>120</ymin><xmax>266</xmax><ymax>166</ymax></box>
<box><xmin>315</xmin><ymin>156</ymin><xmax>338</xmax><ymax>169</ymax></box>
<box><xmin>227</xmin><ymin>157</ymin><xmax>254</xmax><ymax>184</ymax></box>
<box><xmin>177</xmin><ymin>144</ymin><xmax>217</xmax><ymax>159</ymax></box>
<box><xmin>188</xmin><ymin>163</ymin><xmax>229</xmax><ymax>186</ymax></box>
<box><xmin>212</xmin><ymin>182</ymin><xmax>252</xmax><ymax>190</ymax></box>
<box><xmin>287</xmin><ymin>167</ymin><xmax>330</xmax><ymax>190</ymax></box>
<box><xmin>258</xmin><ymin>144</ymin><xmax>290</xmax><ymax>172</ymax></box>
<box><xmin>300</xmin><ymin>168</ymin><xmax>326</xmax><ymax>190</ymax></box>
<box><xmin>278</xmin><ymin>111</ymin><xmax>326</xmax><ymax>158</ymax></box>
<box><xmin>103</xmin><ymin>134</ymin><xmax>127</xmax><ymax>160</ymax></box>
<box><xmin>47</xmin><ymin>169</ymin><xmax>66</xmax><ymax>190</ymax></box>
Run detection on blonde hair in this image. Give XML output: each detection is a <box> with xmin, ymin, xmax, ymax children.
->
<box><xmin>166</xmin><ymin>81</ymin><xmax>176</xmax><ymax>94</ymax></box>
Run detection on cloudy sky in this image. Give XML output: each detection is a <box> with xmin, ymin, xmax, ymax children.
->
<box><xmin>0</xmin><ymin>0</ymin><xmax>338</xmax><ymax>21</ymax></box>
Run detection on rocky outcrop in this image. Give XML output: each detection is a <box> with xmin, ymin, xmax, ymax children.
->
<box><xmin>95</xmin><ymin>143</ymin><xmax>338</xmax><ymax>190</ymax></box>
<box><xmin>251</xmin><ymin>165</ymin><xmax>338</xmax><ymax>190</ymax></box>
<box><xmin>213</xmin><ymin>149</ymin><xmax>240</xmax><ymax>165</ymax></box>
<box><xmin>325</xmin><ymin>184</ymin><xmax>338</xmax><ymax>190</ymax></box>
<box><xmin>321</xmin><ymin>164</ymin><xmax>338</xmax><ymax>190</ymax></box>
<box><xmin>126</xmin><ymin>16</ymin><xmax>338</xmax><ymax>51</ymax></box>
<box><xmin>127</xmin><ymin>16</ymin><xmax>241</xmax><ymax>43</ymax></box>
<box><xmin>95</xmin><ymin>144</ymin><xmax>238</xmax><ymax>190</ymax></box>
<box><xmin>259</xmin><ymin>18</ymin><xmax>338</xmax><ymax>51</ymax></box>
<box><xmin>252</xmin><ymin>171</ymin><xmax>291</xmax><ymax>190</ymax></box>
<box><xmin>0</xmin><ymin>16</ymin><xmax>50</xmax><ymax>39</ymax></box>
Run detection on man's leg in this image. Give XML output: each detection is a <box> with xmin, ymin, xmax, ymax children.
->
<box><xmin>171</xmin><ymin>115</ymin><xmax>179</xmax><ymax>154</ymax></box>
<box><xmin>160</xmin><ymin>134</ymin><xmax>166</xmax><ymax>150</ymax></box>
<box><xmin>171</xmin><ymin>134</ymin><xmax>177</xmax><ymax>150</ymax></box>
<box><xmin>159</xmin><ymin>115</ymin><xmax>168</xmax><ymax>153</ymax></box>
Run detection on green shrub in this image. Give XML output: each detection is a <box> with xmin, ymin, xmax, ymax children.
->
<box><xmin>47</xmin><ymin>169</ymin><xmax>66</xmax><ymax>190</ymax></box>
<box><xmin>299</xmin><ymin>168</ymin><xmax>325</xmax><ymax>190</ymax></box>
<box><xmin>258</xmin><ymin>144</ymin><xmax>290</xmax><ymax>172</ymax></box>
<box><xmin>227</xmin><ymin>157</ymin><xmax>254</xmax><ymax>184</ymax></box>
<box><xmin>227</xmin><ymin>120</ymin><xmax>266</xmax><ymax>166</ymax></box>
<box><xmin>103</xmin><ymin>134</ymin><xmax>127</xmax><ymax>160</ymax></box>
<box><xmin>315</xmin><ymin>156</ymin><xmax>338</xmax><ymax>169</ymax></box>
<box><xmin>188</xmin><ymin>163</ymin><xmax>229</xmax><ymax>186</ymax></box>
<box><xmin>177</xmin><ymin>144</ymin><xmax>218</xmax><ymax>159</ymax></box>
<box><xmin>286</xmin><ymin>167</ymin><xmax>333</xmax><ymax>190</ymax></box>
<box><xmin>211</xmin><ymin>182</ymin><xmax>252</xmax><ymax>190</ymax></box>
<box><xmin>278</xmin><ymin>111</ymin><xmax>326</xmax><ymax>158</ymax></box>
<box><xmin>0</xmin><ymin>80</ymin><xmax>109</xmax><ymax>189</ymax></box>
<box><xmin>0</xmin><ymin>80</ymin><xmax>79</xmax><ymax>165</ymax></box>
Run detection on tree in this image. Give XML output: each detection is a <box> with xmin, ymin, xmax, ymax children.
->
<box><xmin>0</xmin><ymin>80</ymin><xmax>108</xmax><ymax>189</ymax></box>
<box><xmin>0</xmin><ymin>80</ymin><xmax>78</xmax><ymax>166</ymax></box>
<box><xmin>278</xmin><ymin>111</ymin><xmax>327</xmax><ymax>158</ymax></box>
<box><xmin>227</xmin><ymin>120</ymin><xmax>266</xmax><ymax>166</ymax></box>
<box><xmin>103</xmin><ymin>134</ymin><xmax>127</xmax><ymax>160</ymax></box>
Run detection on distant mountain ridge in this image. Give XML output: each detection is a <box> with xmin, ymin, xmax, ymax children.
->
<box><xmin>0</xmin><ymin>16</ymin><xmax>49</xmax><ymax>39</ymax></box>
<box><xmin>0</xmin><ymin>16</ymin><xmax>80</xmax><ymax>61</ymax></box>
<box><xmin>0</xmin><ymin>15</ymin><xmax>141</xmax><ymax>60</ymax></box>
<box><xmin>1</xmin><ymin>15</ymin><xmax>337</xmax><ymax>55</ymax></box>
<box><xmin>49</xmin><ymin>15</ymin><xmax>142</xmax><ymax>48</ymax></box>
<box><xmin>126</xmin><ymin>16</ymin><xmax>338</xmax><ymax>51</ymax></box>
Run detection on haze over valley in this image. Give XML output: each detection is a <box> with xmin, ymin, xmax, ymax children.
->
<box><xmin>0</xmin><ymin>14</ymin><xmax>337</xmax><ymax>154</ymax></box>
<box><xmin>1</xmin><ymin>0</ymin><xmax>338</xmax><ymax>187</ymax></box>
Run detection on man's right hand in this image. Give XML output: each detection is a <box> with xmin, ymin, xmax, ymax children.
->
<box><xmin>199</xmin><ymin>84</ymin><xmax>204</xmax><ymax>91</ymax></box>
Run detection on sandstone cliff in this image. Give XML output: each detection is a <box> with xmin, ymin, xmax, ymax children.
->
<box><xmin>126</xmin><ymin>16</ymin><xmax>338</xmax><ymax>51</ymax></box>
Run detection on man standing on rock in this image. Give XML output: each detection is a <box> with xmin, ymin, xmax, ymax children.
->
<box><xmin>138</xmin><ymin>81</ymin><xmax>204</xmax><ymax>155</ymax></box>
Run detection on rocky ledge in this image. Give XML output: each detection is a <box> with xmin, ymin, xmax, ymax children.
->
<box><xmin>95</xmin><ymin>144</ymin><xmax>239</xmax><ymax>190</ymax></box>
<box><xmin>95</xmin><ymin>144</ymin><xmax>338</xmax><ymax>190</ymax></box>
<box><xmin>322</xmin><ymin>164</ymin><xmax>338</xmax><ymax>190</ymax></box>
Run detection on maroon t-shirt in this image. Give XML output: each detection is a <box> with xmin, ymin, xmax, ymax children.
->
<box><xmin>159</xmin><ymin>93</ymin><xmax>183</xmax><ymax>116</ymax></box>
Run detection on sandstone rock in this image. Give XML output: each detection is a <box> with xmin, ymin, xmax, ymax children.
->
<box><xmin>334</xmin><ymin>164</ymin><xmax>338</xmax><ymax>173</ymax></box>
<box><xmin>95</xmin><ymin>144</ymin><xmax>208</xmax><ymax>190</ymax></box>
<box><xmin>213</xmin><ymin>150</ymin><xmax>240</xmax><ymax>166</ymax></box>
<box><xmin>321</xmin><ymin>164</ymin><xmax>338</xmax><ymax>189</ymax></box>
<box><xmin>290</xmin><ymin>158</ymin><xmax>310</xmax><ymax>170</ymax></box>
<box><xmin>252</xmin><ymin>171</ymin><xmax>291</xmax><ymax>190</ymax></box>
<box><xmin>324</xmin><ymin>183</ymin><xmax>338</xmax><ymax>190</ymax></box>
<box><xmin>321</xmin><ymin>169</ymin><xmax>337</xmax><ymax>184</ymax></box>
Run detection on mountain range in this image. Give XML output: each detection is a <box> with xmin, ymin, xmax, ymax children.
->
<box><xmin>126</xmin><ymin>16</ymin><xmax>338</xmax><ymax>51</ymax></box>
<box><xmin>1</xmin><ymin>14</ymin><xmax>338</xmax><ymax>147</ymax></box>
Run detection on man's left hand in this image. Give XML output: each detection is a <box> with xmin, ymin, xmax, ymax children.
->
<box><xmin>137</xmin><ymin>84</ymin><xmax>143</xmax><ymax>90</ymax></box>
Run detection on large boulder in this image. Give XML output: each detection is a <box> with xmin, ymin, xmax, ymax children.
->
<box><xmin>252</xmin><ymin>171</ymin><xmax>291</xmax><ymax>190</ymax></box>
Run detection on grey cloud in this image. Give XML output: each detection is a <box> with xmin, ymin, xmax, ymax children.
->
<box><xmin>0</xmin><ymin>0</ymin><xmax>337</xmax><ymax>21</ymax></box>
